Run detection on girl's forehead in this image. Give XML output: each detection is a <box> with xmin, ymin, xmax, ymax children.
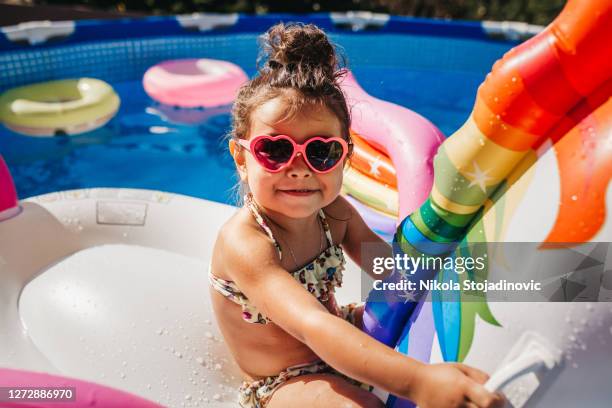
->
<box><xmin>249</xmin><ymin>97</ymin><xmax>342</xmax><ymax>140</ymax></box>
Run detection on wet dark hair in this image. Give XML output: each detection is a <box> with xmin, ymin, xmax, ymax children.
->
<box><xmin>228</xmin><ymin>22</ymin><xmax>353</xmax><ymax>204</ymax></box>
<box><xmin>231</xmin><ymin>22</ymin><xmax>352</xmax><ymax>141</ymax></box>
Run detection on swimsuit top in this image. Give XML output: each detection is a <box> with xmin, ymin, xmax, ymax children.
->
<box><xmin>208</xmin><ymin>193</ymin><xmax>345</xmax><ymax>324</ymax></box>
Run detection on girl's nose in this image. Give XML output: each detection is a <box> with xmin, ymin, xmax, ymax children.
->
<box><xmin>288</xmin><ymin>153</ymin><xmax>312</xmax><ymax>178</ymax></box>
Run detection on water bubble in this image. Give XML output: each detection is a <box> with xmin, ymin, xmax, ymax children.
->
<box><xmin>120</xmin><ymin>372</ymin><xmax>126</xmax><ymax>379</ymax></box>
<box><xmin>185</xmin><ymin>394</ymin><xmax>192</xmax><ymax>401</ymax></box>
<box><xmin>175</xmin><ymin>351</ymin><xmax>183</xmax><ymax>358</ymax></box>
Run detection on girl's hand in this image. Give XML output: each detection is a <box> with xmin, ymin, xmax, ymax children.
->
<box><xmin>411</xmin><ymin>363</ymin><xmax>506</xmax><ymax>408</ymax></box>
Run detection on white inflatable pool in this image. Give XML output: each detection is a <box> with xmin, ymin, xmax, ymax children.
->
<box><xmin>0</xmin><ymin>188</ymin><xmax>362</xmax><ymax>407</ymax></box>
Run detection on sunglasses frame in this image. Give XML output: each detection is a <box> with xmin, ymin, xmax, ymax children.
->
<box><xmin>235</xmin><ymin>134</ymin><xmax>351</xmax><ymax>174</ymax></box>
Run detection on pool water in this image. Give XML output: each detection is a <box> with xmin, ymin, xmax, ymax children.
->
<box><xmin>0</xmin><ymin>32</ymin><xmax>513</xmax><ymax>204</ymax></box>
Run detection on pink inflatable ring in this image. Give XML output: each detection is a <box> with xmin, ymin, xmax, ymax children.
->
<box><xmin>143</xmin><ymin>58</ymin><xmax>248</xmax><ymax>108</ymax></box>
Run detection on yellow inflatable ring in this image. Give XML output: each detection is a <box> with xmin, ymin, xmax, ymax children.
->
<box><xmin>0</xmin><ymin>78</ymin><xmax>120</xmax><ymax>137</ymax></box>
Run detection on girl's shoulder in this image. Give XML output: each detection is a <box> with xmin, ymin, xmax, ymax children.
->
<box><xmin>211</xmin><ymin>206</ymin><xmax>278</xmax><ymax>280</ymax></box>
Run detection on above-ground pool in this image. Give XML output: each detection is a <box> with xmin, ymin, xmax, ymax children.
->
<box><xmin>0</xmin><ymin>14</ymin><xmax>520</xmax><ymax>204</ymax></box>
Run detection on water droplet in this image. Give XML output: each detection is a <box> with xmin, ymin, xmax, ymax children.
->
<box><xmin>122</xmin><ymin>361</ymin><xmax>127</xmax><ymax>367</ymax></box>
<box><xmin>122</xmin><ymin>232</ymin><xmax>128</xmax><ymax>238</ymax></box>
<box><xmin>214</xmin><ymin>363</ymin><xmax>222</xmax><ymax>370</ymax></box>
<box><xmin>196</xmin><ymin>357</ymin><xmax>205</xmax><ymax>366</ymax></box>
<box><xmin>212</xmin><ymin>394</ymin><xmax>221</xmax><ymax>401</ymax></box>
<box><xmin>146</xmin><ymin>384</ymin><xmax>151</xmax><ymax>389</ymax></box>
<box><xmin>586</xmin><ymin>303</ymin><xmax>593</xmax><ymax>311</ymax></box>
<box><xmin>120</xmin><ymin>372</ymin><xmax>126</xmax><ymax>379</ymax></box>
<box><xmin>205</xmin><ymin>331</ymin><xmax>213</xmax><ymax>339</ymax></box>
<box><xmin>571</xmin><ymin>195</ymin><xmax>578</xmax><ymax>201</ymax></box>
<box><xmin>175</xmin><ymin>351</ymin><xmax>183</xmax><ymax>358</ymax></box>
<box><xmin>511</xmin><ymin>77</ymin><xmax>517</xmax><ymax>82</ymax></box>
<box><xmin>185</xmin><ymin>394</ymin><xmax>192</xmax><ymax>400</ymax></box>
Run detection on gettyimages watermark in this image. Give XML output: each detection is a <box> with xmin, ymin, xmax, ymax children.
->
<box><xmin>360</xmin><ymin>242</ymin><xmax>612</xmax><ymax>303</ymax></box>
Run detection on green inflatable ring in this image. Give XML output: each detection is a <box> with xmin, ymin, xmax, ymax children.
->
<box><xmin>0</xmin><ymin>78</ymin><xmax>120</xmax><ymax>137</ymax></box>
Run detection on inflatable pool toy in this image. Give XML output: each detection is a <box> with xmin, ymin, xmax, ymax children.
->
<box><xmin>339</xmin><ymin>70</ymin><xmax>443</xmax><ymax>229</ymax></box>
<box><xmin>363</xmin><ymin>1</ymin><xmax>612</xmax><ymax>406</ymax></box>
<box><xmin>0</xmin><ymin>188</ymin><xmax>245</xmax><ymax>407</ymax></box>
<box><xmin>0</xmin><ymin>78</ymin><xmax>120</xmax><ymax>137</ymax></box>
<box><xmin>0</xmin><ymin>367</ymin><xmax>163</xmax><ymax>408</ymax></box>
<box><xmin>0</xmin><ymin>155</ymin><xmax>19</xmax><ymax>221</ymax></box>
<box><xmin>344</xmin><ymin>194</ymin><xmax>395</xmax><ymax>240</ymax></box>
<box><xmin>343</xmin><ymin>166</ymin><xmax>398</xmax><ymax>216</ymax></box>
<box><xmin>143</xmin><ymin>58</ymin><xmax>248</xmax><ymax>108</ymax></box>
<box><xmin>349</xmin><ymin>130</ymin><xmax>397</xmax><ymax>188</ymax></box>
<box><xmin>340</xmin><ymin>71</ymin><xmax>445</xmax><ymax>218</ymax></box>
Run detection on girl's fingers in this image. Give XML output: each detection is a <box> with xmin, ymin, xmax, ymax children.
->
<box><xmin>464</xmin><ymin>381</ymin><xmax>505</xmax><ymax>408</ymax></box>
<box><xmin>455</xmin><ymin>363</ymin><xmax>490</xmax><ymax>384</ymax></box>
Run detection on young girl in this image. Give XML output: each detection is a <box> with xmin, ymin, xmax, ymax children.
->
<box><xmin>209</xmin><ymin>23</ymin><xmax>504</xmax><ymax>408</ymax></box>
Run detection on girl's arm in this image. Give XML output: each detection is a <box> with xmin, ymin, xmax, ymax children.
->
<box><xmin>222</xmin><ymin>226</ymin><xmax>502</xmax><ymax>407</ymax></box>
<box><xmin>333</xmin><ymin>195</ymin><xmax>393</xmax><ymax>280</ymax></box>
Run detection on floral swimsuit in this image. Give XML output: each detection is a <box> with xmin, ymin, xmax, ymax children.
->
<box><xmin>208</xmin><ymin>194</ymin><xmax>370</xmax><ymax>407</ymax></box>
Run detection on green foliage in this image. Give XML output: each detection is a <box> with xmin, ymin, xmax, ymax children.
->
<box><xmin>36</xmin><ymin>0</ymin><xmax>565</xmax><ymax>24</ymax></box>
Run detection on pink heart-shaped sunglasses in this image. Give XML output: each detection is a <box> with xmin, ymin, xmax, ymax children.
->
<box><xmin>236</xmin><ymin>134</ymin><xmax>351</xmax><ymax>174</ymax></box>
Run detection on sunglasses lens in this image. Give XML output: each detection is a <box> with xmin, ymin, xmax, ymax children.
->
<box><xmin>253</xmin><ymin>138</ymin><xmax>294</xmax><ymax>170</ymax></box>
<box><xmin>305</xmin><ymin>140</ymin><xmax>345</xmax><ymax>172</ymax></box>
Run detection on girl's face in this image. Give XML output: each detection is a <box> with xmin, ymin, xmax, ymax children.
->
<box><xmin>234</xmin><ymin>95</ymin><xmax>346</xmax><ymax>219</ymax></box>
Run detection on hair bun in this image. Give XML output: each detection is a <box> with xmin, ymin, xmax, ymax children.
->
<box><xmin>261</xmin><ymin>23</ymin><xmax>339</xmax><ymax>80</ymax></box>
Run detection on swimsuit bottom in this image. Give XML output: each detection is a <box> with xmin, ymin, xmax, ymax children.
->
<box><xmin>238</xmin><ymin>302</ymin><xmax>374</xmax><ymax>408</ymax></box>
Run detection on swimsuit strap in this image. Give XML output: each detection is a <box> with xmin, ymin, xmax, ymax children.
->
<box><xmin>244</xmin><ymin>193</ymin><xmax>283</xmax><ymax>259</ymax></box>
<box><xmin>318</xmin><ymin>209</ymin><xmax>334</xmax><ymax>247</ymax></box>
